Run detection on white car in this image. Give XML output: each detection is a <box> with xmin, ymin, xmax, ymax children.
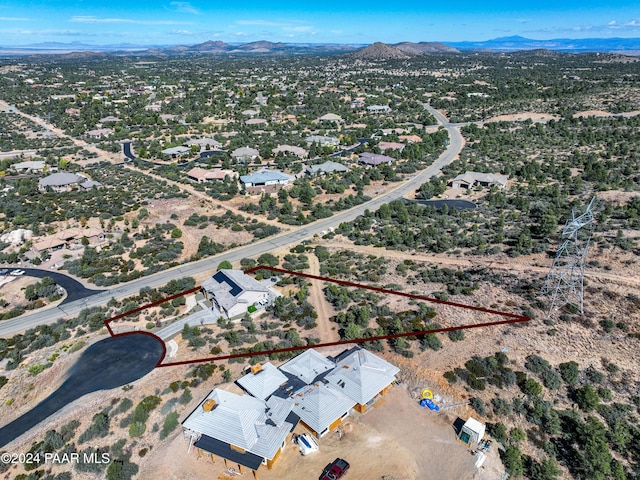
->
<box><xmin>10</xmin><ymin>269</ymin><xmax>25</xmax><ymax>276</ymax></box>
<box><xmin>294</xmin><ymin>433</ymin><xmax>319</xmax><ymax>456</ymax></box>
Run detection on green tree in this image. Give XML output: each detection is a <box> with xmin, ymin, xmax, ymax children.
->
<box><xmin>217</xmin><ymin>260</ymin><xmax>232</xmax><ymax>270</ymax></box>
<box><xmin>559</xmin><ymin>361</ymin><xmax>580</xmax><ymax>385</ymax></box>
<box><xmin>574</xmin><ymin>385</ymin><xmax>599</xmax><ymax>412</ymax></box>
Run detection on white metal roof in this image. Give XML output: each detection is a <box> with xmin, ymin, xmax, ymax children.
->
<box><xmin>325</xmin><ymin>348</ymin><xmax>400</xmax><ymax>405</ymax></box>
<box><xmin>39</xmin><ymin>172</ymin><xmax>84</xmax><ymax>187</ymax></box>
<box><xmin>182</xmin><ymin>388</ymin><xmax>292</xmax><ymax>460</ymax></box>
<box><xmin>289</xmin><ymin>382</ymin><xmax>355</xmax><ymax>434</ymax></box>
<box><xmin>280</xmin><ymin>349</ymin><xmax>335</xmax><ymax>384</ymax></box>
<box><xmin>237</xmin><ymin>363</ymin><xmax>288</xmax><ymax>400</ymax></box>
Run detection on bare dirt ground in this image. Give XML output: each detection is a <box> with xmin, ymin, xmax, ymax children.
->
<box><xmin>484</xmin><ymin>112</ymin><xmax>560</xmax><ymax>123</ymax></box>
<box><xmin>306</xmin><ymin>253</ymin><xmax>340</xmax><ymax>343</ymax></box>
<box><xmin>573</xmin><ymin>110</ymin><xmax>640</xmax><ymax>118</ymax></box>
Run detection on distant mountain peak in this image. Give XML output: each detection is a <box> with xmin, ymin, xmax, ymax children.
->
<box><xmin>352</xmin><ymin>42</ymin><xmax>412</xmax><ymax>59</ymax></box>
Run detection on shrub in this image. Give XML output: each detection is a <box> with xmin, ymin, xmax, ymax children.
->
<box><xmin>559</xmin><ymin>361</ymin><xmax>580</xmax><ymax>385</ymax></box>
<box><xmin>128</xmin><ymin>421</ymin><xmax>146</xmax><ymax>437</ymax></box>
<box><xmin>520</xmin><ymin>378</ymin><xmax>543</xmax><ymax>396</ymax></box>
<box><xmin>447</xmin><ymin>330</ymin><xmax>465</xmax><ymax>342</ymax></box>
<box><xmin>160</xmin><ymin>411</ymin><xmax>180</xmax><ymax>440</ymax></box>
<box><xmin>179</xmin><ymin>388</ymin><xmax>192</xmax><ymax>405</ymax></box>
<box><xmin>574</xmin><ymin>385</ymin><xmax>599</xmax><ymax>412</ymax></box>
<box><xmin>469</xmin><ymin>397</ymin><xmax>486</xmax><ymax>416</ymax></box>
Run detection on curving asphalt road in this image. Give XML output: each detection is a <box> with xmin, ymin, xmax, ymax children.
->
<box><xmin>2</xmin><ymin>267</ymin><xmax>104</xmax><ymax>305</ymax></box>
<box><xmin>0</xmin><ymin>105</ymin><xmax>463</xmax><ymax>338</ymax></box>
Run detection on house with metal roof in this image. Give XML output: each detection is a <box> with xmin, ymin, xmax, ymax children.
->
<box><xmin>38</xmin><ymin>172</ymin><xmax>88</xmax><ymax>193</ymax></box>
<box><xmin>305</xmin><ymin>160</ymin><xmax>349</xmax><ymax>176</ymax></box>
<box><xmin>239</xmin><ymin>169</ymin><xmax>293</xmax><ymax>188</ymax></box>
<box><xmin>161</xmin><ymin>146</ymin><xmax>191</xmax><ymax>158</ymax></box>
<box><xmin>182</xmin><ymin>388</ymin><xmax>298</xmax><ymax>478</ymax></box>
<box><xmin>201</xmin><ymin>270</ymin><xmax>270</xmax><ymax>319</ymax></box>
<box><xmin>288</xmin><ymin>382</ymin><xmax>355</xmax><ymax>438</ymax></box>
<box><xmin>325</xmin><ymin>347</ymin><xmax>400</xmax><ymax>412</ymax></box>
<box><xmin>358</xmin><ymin>152</ymin><xmax>395</xmax><ymax>166</ymax></box>
<box><xmin>450</xmin><ymin>171</ymin><xmax>508</xmax><ymax>190</ymax></box>
<box><xmin>12</xmin><ymin>160</ymin><xmax>47</xmax><ymax>173</ymax></box>
<box><xmin>279</xmin><ymin>349</ymin><xmax>335</xmax><ymax>384</ymax></box>
<box><xmin>237</xmin><ymin>363</ymin><xmax>289</xmax><ymax>400</ymax></box>
<box><xmin>184</xmin><ymin>137</ymin><xmax>223</xmax><ymax>150</ymax></box>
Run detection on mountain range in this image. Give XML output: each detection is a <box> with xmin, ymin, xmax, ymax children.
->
<box><xmin>1</xmin><ymin>36</ymin><xmax>640</xmax><ymax>57</ymax></box>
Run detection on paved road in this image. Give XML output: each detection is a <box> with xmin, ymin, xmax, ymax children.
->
<box><xmin>2</xmin><ymin>268</ymin><xmax>104</xmax><ymax>305</ymax></box>
<box><xmin>0</xmin><ymin>105</ymin><xmax>463</xmax><ymax>338</ymax></box>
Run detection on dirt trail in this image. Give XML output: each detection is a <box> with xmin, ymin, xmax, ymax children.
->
<box><xmin>306</xmin><ymin>253</ymin><xmax>340</xmax><ymax>342</ymax></box>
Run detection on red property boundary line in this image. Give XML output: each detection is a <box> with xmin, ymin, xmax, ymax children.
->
<box><xmin>103</xmin><ymin>267</ymin><xmax>530</xmax><ymax>368</ymax></box>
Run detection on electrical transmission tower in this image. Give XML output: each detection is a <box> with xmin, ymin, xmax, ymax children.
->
<box><xmin>541</xmin><ymin>197</ymin><xmax>596</xmax><ymax>316</ymax></box>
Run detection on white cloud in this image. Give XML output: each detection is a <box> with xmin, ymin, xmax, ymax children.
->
<box><xmin>71</xmin><ymin>16</ymin><xmax>191</xmax><ymax>25</ymax></box>
<box><xmin>169</xmin><ymin>2</ymin><xmax>199</xmax><ymax>15</ymax></box>
<box><xmin>0</xmin><ymin>17</ymin><xmax>29</xmax><ymax>21</ymax></box>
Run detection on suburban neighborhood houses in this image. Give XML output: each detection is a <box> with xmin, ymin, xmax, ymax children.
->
<box><xmin>1</xmin><ymin>40</ymin><xmax>638</xmax><ymax>480</ymax></box>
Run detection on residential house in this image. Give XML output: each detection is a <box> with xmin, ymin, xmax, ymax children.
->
<box><xmin>187</xmin><ymin>167</ymin><xmax>237</xmax><ymax>183</ymax></box>
<box><xmin>161</xmin><ymin>146</ymin><xmax>191</xmax><ymax>158</ymax></box>
<box><xmin>185</xmin><ymin>347</ymin><xmax>399</xmax><ymax>476</ymax></box>
<box><xmin>377</xmin><ymin>141</ymin><xmax>405</xmax><ymax>152</ymax></box>
<box><xmin>12</xmin><ymin>160</ymin><xmax>47</xmax><ymax>174</ymax></box>
<box><xmin>325</xmin><ymin>347</ymin><xmax>399</xmax><ymax>413</ymax></box>
<box><xmin>316</xmin><ymin>113</ymin><xmax>343</xmax><ymax>123</ymax></box>
<box><xmin>305</xmin><ymin>160</ymin><xmax>349</xmax><ymax>176</ymax></box>
<box><xmin>239</xmin><ymin>170</ymin><xmax>293</xmax><ymax>188</ymax></box>
<box><xmin>272</xmin><ymin>145</ymin><xmax>308</xmax><ymax>158</ymax></box>
<box><xmin>231</xmin><ymin>147</ymin><xmax>260</xmax><ymax>163</ymax></box>
<box><xmin>399</xmin><ymin>134</ymin><xmax>423</xmax><ymax>143</ymax></box>
<box><xmin>32</xmin><ymin>226</ymin><xmax>105</xmax><ymax>253</ymax></box>
<box><xmin>182</xmin><ymin>388</ymin><xmax>297</xmax><ymax>478</ymax></box>
<box><xmin>184</xmin><ymin>137</ymin><xmax>223</xmax><ymax>151</ymax></box>
<box><xmin>305</xmin><ymin>135</ymin><xmax>340</xmax><ymax>148</ymax></box>
<box><xmin>450</xmin><ymin>171</ymin><xmax>508</xmax><ymax>190</ymax></box>
<box><xmin>38</xmin><ymin>172</ymin><xmax>88</xmax><ymax>193</ymax></box>
<box><xmin>367</xmin><ymin>105</ymin><xmax>391</xmax><ymax>114</ymax></box>
<box><xmin>358</xmin><ymin>152</ymin><xmax>395</xmax><ymax>166</ymax></box>
<box><xmin>201</xmin><ymin>270</ymin><xmax>270</xmax><ymax>319</ymax></box>
<box><xmin>245</xmin><ymin>118</ymin><xmax>268</xmax><ymax>126</ymax></box>
<box><xmin>85</xmin><ymin>128</ymin><xmax>114</xmax><ymax>138</ymax></box>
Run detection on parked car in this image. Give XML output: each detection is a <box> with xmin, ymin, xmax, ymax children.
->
<box><xmin>320</xmin><ymin>458</ymin><xmax>350</xmax><ymax>480</ymax></box>
<box><xmin>0</xmin><ymin>269</ymin><xmax>7</xmax><ymax>275</ymax></box>
<box><xmin>294</xmin><ymin>433</ymin><xmax>319</xmax><ymax>456</ymax></box>
<box><xmin>10</xmin><ymin>269</ymin><xmax>25</xmax><ymax>276</ymax></box>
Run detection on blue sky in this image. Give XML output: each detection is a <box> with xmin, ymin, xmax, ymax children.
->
<box><xmin>1</xmin><ymin>0</ymin><xmax>639</xmax><ymax>46</ymax></box>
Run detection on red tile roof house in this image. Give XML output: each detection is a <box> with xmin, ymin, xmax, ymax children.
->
<box><xmin>186</xmin><ymin>167</ymin><xmax>237</xmax><ymax>183</ymax></box>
